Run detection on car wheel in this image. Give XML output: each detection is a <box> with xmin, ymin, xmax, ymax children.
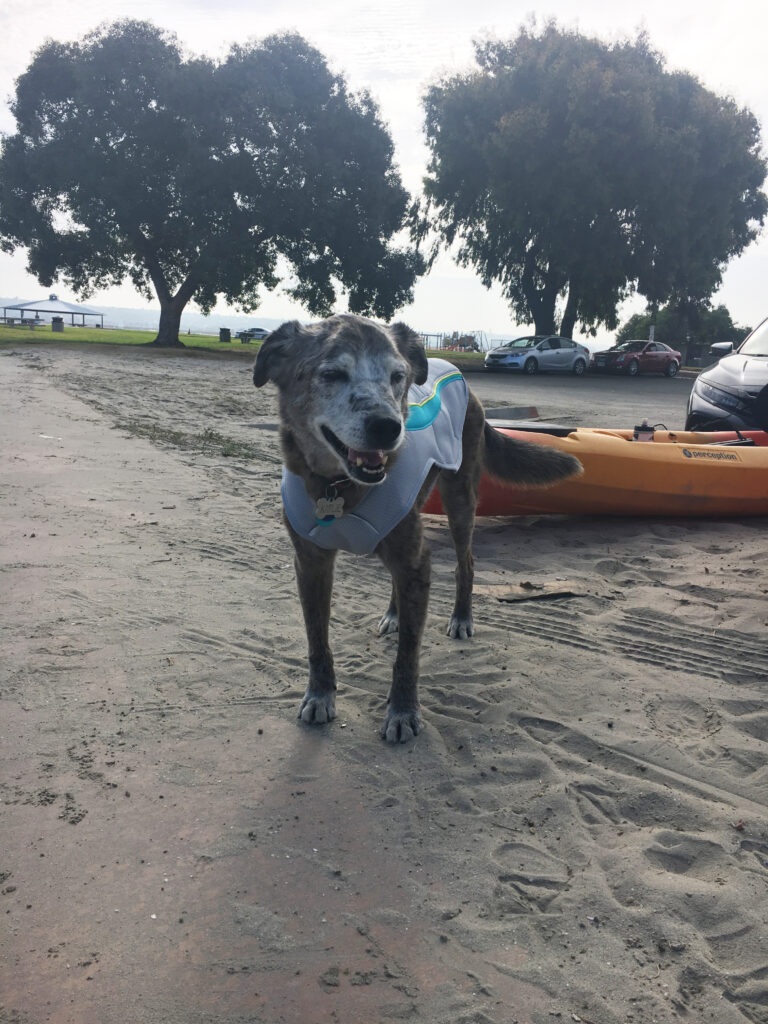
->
<box><xmin>524</xmin><ymin>357</ymin><xmax>538</xmax><ymax>375</ymax></box>
<box><xmin>665</xmin><ymin>361</ymin><xmax>679</xmax><ymax>377</ymax></box>
<box><xmin>626</xmin><ymin>359</ymin><xmax>640</xmax><ymax>377</ymax></box>
<box><xmin>573</xmin><ymin>358</ymin><xmax>586</xmax><ymax>376</ymax></box>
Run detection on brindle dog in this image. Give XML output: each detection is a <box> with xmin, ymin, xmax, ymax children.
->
<box><xmin>254</xmin><ymin>314</ymin><xmax>581</xmax><ymax>743</ymax></box>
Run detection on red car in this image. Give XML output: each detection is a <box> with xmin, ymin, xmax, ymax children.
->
<box><xmin>592</xmin><ymin>340</ymin><xmax>682</xmax><ymax>376</ymax></box>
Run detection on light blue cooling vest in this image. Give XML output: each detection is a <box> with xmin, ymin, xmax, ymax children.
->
<box><xmin>281</xmin><ymin>359</ymin><xmax>469</xmax><ymax>554</ymax></box>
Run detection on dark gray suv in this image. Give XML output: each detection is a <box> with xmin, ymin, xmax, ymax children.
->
<box><xmin>686</xmin><ymin>317</ymin><xmax>768</xmax><ymax>430</ymax></box>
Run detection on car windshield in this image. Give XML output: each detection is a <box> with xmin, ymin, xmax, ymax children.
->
<box><xmin>740</xmin><ymin>318</ymin><xmax>768</xmax><ymax>357</ymax></box>
<box><xmin>614</xmin><ymin>341</ymin><xmax>646</xmax><ymax>352</ymax></box>
<box><xmin>499</xmin><ymin>337</ymin><xmax>537</xmax><ymax>350</ymax></box>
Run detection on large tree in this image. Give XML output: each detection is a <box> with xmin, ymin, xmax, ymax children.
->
<box><xmin>418</xmin><ymin>24</ymin><xmax>767</xmax><ymax>337</ymax></box>
<box><xmin>0</xmin><ymin>21</ymin><xmax>422</xmax><ymax>345</ymax></box>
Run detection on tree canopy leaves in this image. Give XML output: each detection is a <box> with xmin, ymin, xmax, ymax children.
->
<box><xmin>0</xmin><ymin>21</ymin><xmax>422</xmax><ymax>344</ymax></box>
<box><xmin>616</xmin><ymin>302</ymin><xmax>752</xmax><ymax>354</ymax></box>
<box><xmin>418</xmin><ymin>23</ymin><xmax>767</xmax><ymax>337</ymax></box>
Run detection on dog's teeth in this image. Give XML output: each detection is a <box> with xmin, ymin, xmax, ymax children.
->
<box><xmin>356</xmin><ymin>457</ymin><xmax>363</xmax><ymax>467</ymax></box>
<box><xmin>382</xmin><ymin>455</ymin><xmax>388</xmax><ymax>464</ymax></box>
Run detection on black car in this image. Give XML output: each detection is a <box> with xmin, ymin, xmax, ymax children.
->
<box><xmin>686</xmin><ymin>316</ymin><xmax>768</xmax><ymax>429</ymax></box>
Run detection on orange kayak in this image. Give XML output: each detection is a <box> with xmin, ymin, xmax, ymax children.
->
<box><xmin>422</xmin><ymin>426</ymin><xmax>768</xmax><ymax>517</ymax></box>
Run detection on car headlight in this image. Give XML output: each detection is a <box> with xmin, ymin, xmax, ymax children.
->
<box><xmin>693</xmin><ymin>378</ymin><xmax>748</xmax><ymax>412</ymax></box>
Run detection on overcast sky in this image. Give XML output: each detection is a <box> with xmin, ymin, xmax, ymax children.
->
<box><xmin>1</xmin><ymin>0</ymin><xmax>766</xmax><ymax>341</ymax></box>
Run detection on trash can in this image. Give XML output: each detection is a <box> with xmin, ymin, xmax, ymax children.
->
<box><xmin>219</xmin><ymin>327</ymin><xmax>231</xmax><ymax>343</ymax></box>
<box><xmin>51</xmin><ymin>317</ymin><xmax>64</xmax><ymax>333</ymax></box>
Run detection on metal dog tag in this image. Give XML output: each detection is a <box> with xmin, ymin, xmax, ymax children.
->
<box><xmin>315</xmin><ymin>495</ymin><xmax>345</xmax><ymax>519</ymax></box>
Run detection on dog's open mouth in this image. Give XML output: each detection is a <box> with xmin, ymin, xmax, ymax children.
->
<box><xmin>321</xmin><ymin>426</ymin><xmax>389</xmax><ymax>484</ymax></box>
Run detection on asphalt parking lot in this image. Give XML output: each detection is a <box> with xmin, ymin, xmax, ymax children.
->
<box><xmin>467</xmin><ymin>367</ymin><xmax>695</xmax><ymax>429</ymax></box>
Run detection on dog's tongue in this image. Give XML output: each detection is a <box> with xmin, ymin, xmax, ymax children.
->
<box><xmin>348</xmin><ymin>446</ymin><xmax>385</xmax><ymax>468</ymax></box>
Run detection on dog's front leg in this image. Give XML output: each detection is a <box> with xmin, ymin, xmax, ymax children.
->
<box><xmin>376</xmin><ymin>513</ymin><xmax>431</xmax><ymax>743</ymax></box>
<box><xmin>288</xmin><ymin>524</ymin><xmax>338</xmax><ymax>726</ymax></box>
<box><xmin>436</xmin><ymin>462</ymin><xmax>482</xmax><ymax>640</ymax></box>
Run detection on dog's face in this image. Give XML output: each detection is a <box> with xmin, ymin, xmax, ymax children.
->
<box><xmin>254</xmin><ymin>314</ymin><xmax>428</xmax><ymax>485</ymax></box>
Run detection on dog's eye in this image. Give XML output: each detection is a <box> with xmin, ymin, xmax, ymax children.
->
<box><xmin>391</xmin><ymin>370</ymin><xmax>406</xmax><ymax>387</ymax></box>
<box><xmin>321</xmin><ymin>368</ymin><xmax>349</xmax><ymax>384</ymax></box>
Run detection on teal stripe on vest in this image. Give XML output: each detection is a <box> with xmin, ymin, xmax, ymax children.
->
<box><xmin>406</xmin><ymin>370</ymin><xmax>464</xmax><ymax>431</ymax></box>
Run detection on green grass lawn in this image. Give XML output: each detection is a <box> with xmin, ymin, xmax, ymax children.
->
<box><xmin>0</xmin><ymin>323</ymin><xmax>258</xmax><ymax>354</ymax></box>
<box><xmin>0</xmin><ymin>323</ymin><xmax>487</xmax><ymax>368</ymax></box>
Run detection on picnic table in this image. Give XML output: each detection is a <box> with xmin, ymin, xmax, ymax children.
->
<box><xmin>0</xmin><ymin>317</ymin><xmax>38</xmax><ymax>328</ymax></box>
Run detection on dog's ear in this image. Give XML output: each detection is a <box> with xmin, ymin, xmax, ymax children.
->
<box><xmin>389</xmin><ymin>322</ymin><xmax>428</xmax><ymax>385</ymax></box>
<box><xmin>253</xmin><ymin>321</ymin><xmax>303</xmax><ymax>388</ymax></box>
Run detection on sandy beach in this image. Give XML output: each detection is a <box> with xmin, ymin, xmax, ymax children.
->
<box><xmin>2</xmin><ymin>342</ymin><xmax>768</xmax><ymax>1024</ymax></box>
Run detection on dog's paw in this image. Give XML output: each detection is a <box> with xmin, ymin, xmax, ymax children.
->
<box><xmin>298</xmin><ymin>692</ymin><xmax>337</xmax><ymax>725</ymax></box>
<box><xmin>377</xmin><ymin>609</ymin><xmax>399</xmax><ymax>635</ymax></box>
<box><xmin>447</xmin><ymin>614</ymin><xmax>474</xmax><ymax>640</ymax></box>
<box><xmin>380</xmin><ymin>708</ymin><xmax>422</xmax><ymax>744</ymax></box>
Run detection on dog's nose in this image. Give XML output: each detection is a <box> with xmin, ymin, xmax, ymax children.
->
<box><xmin>365</xmin><ymin>415</ymin><xmax>402</xmax><ymax>449</ymax></box>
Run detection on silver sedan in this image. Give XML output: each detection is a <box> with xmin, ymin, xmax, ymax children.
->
<box><xmin>484</xmin><ymin>335</ymin><xmax>591</xmax><ymax>375</ymax></box>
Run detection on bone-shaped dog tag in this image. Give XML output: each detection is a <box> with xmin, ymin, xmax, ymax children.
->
<box><xmin>315</xmin><ymin>495</ymin><xmax>345</xmax><ymax>519</ymax></box>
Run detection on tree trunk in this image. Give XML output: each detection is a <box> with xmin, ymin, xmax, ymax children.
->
<box><xmin>150</xmin><ymin>298</ymin><xmax>186</xmax><ymax>347</ymax></box>
<box><xmin>522</xmin><ymin>249</ymin><xmax>560</xmax><ymax>335</ymax></box>
<box><xmin>558</xmin><ymin>281</ymin><xmax>579</xmax><ymax>338</ymax></box>
<box><xmin>142</xmin><ymin>251</ymin><xmax>198</xmax><ymax>348</ymax></box>
<box><xmin>533</xmin><ymin>310</ymin><xmax>557</xmax><ymax>335</ymax></box>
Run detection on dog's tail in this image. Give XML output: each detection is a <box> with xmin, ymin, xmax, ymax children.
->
<box><xmin>482</xmin><ymin>423</ymin><xmax>582</xmax><ymax>487</ymax></box>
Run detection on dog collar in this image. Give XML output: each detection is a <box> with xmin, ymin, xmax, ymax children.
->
<box><xmin>314</xmin><ymin>477</ymin><xmax>352</xmax><ymax>521</ymax></box>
